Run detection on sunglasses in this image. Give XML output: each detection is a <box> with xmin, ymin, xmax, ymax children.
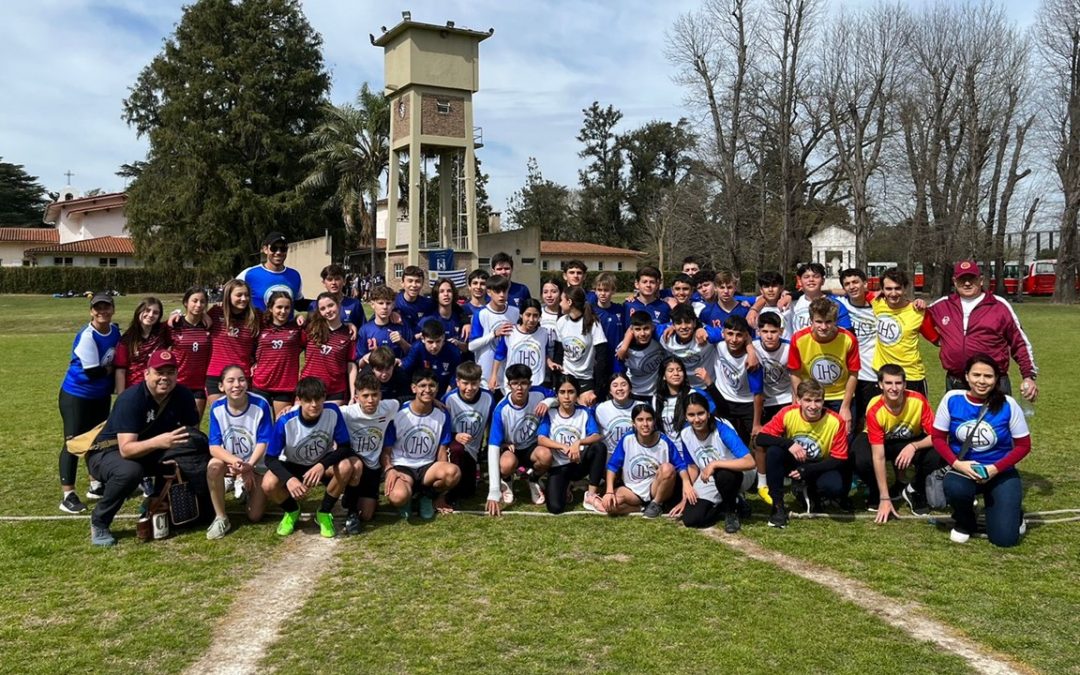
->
<box><xmin>269</xmin><ymin>244</ymin><xmax>288</xmax><ymax>253</ymax></box>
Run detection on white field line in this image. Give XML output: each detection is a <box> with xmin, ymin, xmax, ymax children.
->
<box><xmin>183</xmin><ymin>534</ymin><xmax>340</xmax><ymax>675</ymax></box>
<box><xmin>699</xmin><ymin>529</ymin><xmax>1035</xmax><ymax>675</ymax></box>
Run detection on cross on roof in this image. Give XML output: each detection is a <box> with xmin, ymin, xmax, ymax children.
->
<box><xmin>64</xmin><ymin>170</ymin><xmax>74</xmax><ymax>183</ymax></box>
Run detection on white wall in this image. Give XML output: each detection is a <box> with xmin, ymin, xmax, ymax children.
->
<box><xmin>0</xmin><ymin>243</ymin><xmax>31</xmax><ymax>266</ymax></box>
<box><xmin>540</xmin><ymin>255</ymin><xmax>638</xmax><ymax>273</ymax></box>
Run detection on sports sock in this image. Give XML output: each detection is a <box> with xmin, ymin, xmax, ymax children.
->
<box><xmin>63</xmin><ymin>489</ymin><xmax>74</xmax><ymax>497</ymax></box>
<box><xmin>281</xmin><ymin>497</ymin><xmax>299</xmax><ymax>513</ymax></box>
<box><xmin>320</xmin><ymin>492</ymin><xmax>339</xmax><ymax>513</ymax></box>
<box><xmin>757</xmin><ymin>472</ymin><xmax>767</xmax><ymax>488</ymax></box>
<box><xmin>342</xmin><ymin>484</ymin><xmax>360</xmax><ymax>513</ymax></box>
<box><xmin>526</xmin><ymin>468</ymin><xmax>540</xmax><ymax>483</ymax></box>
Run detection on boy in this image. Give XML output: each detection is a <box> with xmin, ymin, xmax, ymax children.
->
<box><xmin>661</xmin><ymin>256</ymin><xmax>705</xmax><ymax>300</ymax></box>
<box><xmin>395</xmin><ymin>265</ymin><xmax>436</xmax><ymax>334</ymax></box>
<box><xmin>750</xmin><ymin>311</ymin><xmax>791</xmax><ymax>505</ymax></box>
<box><xmin>464</xmin><ymin>268</ymin><xmax>490</xmax><ymax>317</ymax></box>
<box><xmin>262</xmin><ymin>377</ymin><xmax>355</xmax><ymax>538</ymax></box>
<box><xmin>490</xmin><ymin>299</ymin><xmax>556</xmax><ymax>393</ymax></box>
<box><xmin>382</xmin><ymin>369</ymin><xmax>460</xmax><ymax>520</ymax></box>
<box><xmin>442</xmin><ymin>362</ymin><xmax>495</xmax><ymax>506</ymax></box>
<box><xmin>658</xmin><ymin>304</ymin><xmax>722</xmax><ymax>390</ymax></box>
<box><xmin>664</xmin><ymin>273</ymin><xmax>696</xmax><ymax>310</ymax></box>
<box><xmin>562</xmin><ymin>259</ymin><xmax>587</xmax><ymax>291</ymax></box>
<box><xmin>709</xmin><ymin>315</ymin><xmax>764</xmax><ymax>446</ymax></box>
<box><xmin>872</xmin><ymin>267</ymin><xmax>936</xmax><ymax>396</ymax></box>
<box><xmin>624</xmin><ymin>266</ymin><xmax>670</xmax><ymax>324</ymax></box>
<box><xmin>485</xmin><ymin>365</ymin><xmax>554</xmax><ymax>515</ymax></box>
<box><xmin>360</xmin><ymin>347</ymin><xmax>411</xmax><ymax>404</ymax></box>
<box><xmin>748</xmin><ymin>271</ymin><xmax>790</xmax><ymax>336</ymax></box>
<box><xmin>788</xmin><ymin>297</ymin><xmax>860</xmax><ymax>430</ymax></box>
<box><xmin>851</xmin><ymin>364</ymin><xmax>940</xmax><ymax>522</ymax></box>
<box><xmin>787</xmin><ymin>262</ymin><xmax>851</xmax><ymax>333</ymax></box>
<box><xmin>615</xmin><ymin>311</ymin><xmax>665</xmax><ymax>400</ymax></box>
<box><xmin>400</xmin><ymin>321</ymin><xmax>464</xmax><ymax>397</ymax></box>
<box><xmin>320</xmin><ymin>263</ymin><xmax>365</xmax><ymax>328</ymax></box>
<box><xmin>491</xmin><ymin>252</ymin><xmax>531</xmax><ymax>309</ymax></box>
<box><xmin>699</xmin><ymin>271</ymin><xmax>753</xmax><ymax>330</ymax></box>
<box><xmin>591</xmin><ymin>272</ymin><xmax>625</xmax><ymax>369</ymax></box>
<box><xmin>756</xmin><ymin>379</ymin><xmax>849</xmax><ymax>528</ymax></box>
<box><xmin>839</xmin><ymin>268</ymin><xmax>880</xmax><ymax>433</ymax></box>
<box><xmin>356</xmin><ymin>285</ymin><xmax>411</xmax><ymax>360</ymax></box>
<box><xmin>340</xmin><ymin>372</ymin><xmax>399</xmax><ymax>534</ymax></box>
<box><xmin>237</xmin><ymin>231</ymin><xmax>304</xmax><ymax>311</ymax></box>
<box><xmin>468</xmin><ymin>274</ymin><xmax>520</xmax><ymax>387</ymax></box>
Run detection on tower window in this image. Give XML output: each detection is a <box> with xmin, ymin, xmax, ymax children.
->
<box><xmin>436</xmin><ymin>99</ymin><xmax>451</xmax><ymax>114</ymax></box>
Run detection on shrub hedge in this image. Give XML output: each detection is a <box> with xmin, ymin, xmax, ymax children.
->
<box><xmin>0</xmin><ymin>267</ymin><xmax>215</xmax><ymax>294</ymax></box>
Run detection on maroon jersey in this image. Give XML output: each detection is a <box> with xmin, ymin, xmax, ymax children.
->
<box><xmin>300</xmin><ymin>324</ymin><xmax>356</xmax><ymax>396</ymax></box>
<box><xmin>253</xmin><ymin>320</ymin><xmax>303</xmax><ymax>393</ymax></box>
<box><xmin>168</xmin><ymin>319</ymin><xmax>213</xmax><ymax>390</ymax></box>
<box><xmin>207</xmin><ymin>305</ymin><xmax>258</xmax><ymax>377</ymax></box>
<box><xmin>115</xmin><ymin>329</ymin><xmax>171</xmax><ymax>388</ymax></box>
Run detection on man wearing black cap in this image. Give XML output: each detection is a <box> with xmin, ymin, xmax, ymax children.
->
<box><xmin>85</xmin><ymin>349</ymin><xmax>199</xmax><ymax>546</ymax></box>
<box><xmin>236</xmin><ymin>231</ymin><xmax>304</xmax><ymax>312</ymax></box>
<box><xmin>926</xmin><ymin>260</ymin><xmax>1038</xmax><ymax>399</ymax></box>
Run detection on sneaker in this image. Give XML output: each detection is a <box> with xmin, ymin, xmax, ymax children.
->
<box><xmin>902</xmin><ymin>484</ymin><xmax>931</xmax><ymax>516</ymax></box>
<box><xmin>791</xmin><ymin>480</ymin><xmax>811</xmax><ymax>514</ymax></box>
<box><xmin>276</xmin><ymin>510</ymin><xmax>300</xmax><ymax>536</ymax></box>
<box><xmin>527</xmin><ymin>480</ymin><xmax>546</xmax><ymax>506</ymax></box>
<box><xmin>315</xmin><ymin>511</ymin><xmax>336</xmax><ymax>538</ymax></box>
<box><xmin>642</xmin><ymin>501</ymin><xmax>663</xmax><ymax>519</ymax></box>
<box><xmin>85</xmin><ymin>481</ymin><xmax>104</xmax><ymax>501</ymax></box>
<box><xmin>344</xmin><ymin>512</ymin><xmax>362</xmax><ymax>535</ymax></box>
<box><xmin>583</xmin><ymin>492</ymin><xmax>607</xmax><ymax>514</ymax></box>
<box><xmin>756</xmin><ymin>485</ymin><xmax>773</xmax><ymax>506</ymax></box>
<box><xmin>418</xmin><ymin>496</ymin><xmax>435</xmax><ymax>520</ymax></box>
<box><xmin>398</xmin><ymin>504</ymin><xmax>411</xmax><ymax>520</ymax></box>
<box><xmin>206</xmin><ymin>516</ymin><xmax>231</xmax><ymax>540</ymax></box>
<box><xmin>90</xmin><ymin>524</ymin><xmax>116</xmax><ymax>547</ymax></box>
<box><xmin>499</xmin><ymin>479</ymin><xmax>514</xmax><ymax>505</ymax></box>
<box><xmin>724</xmin><ymin>512</ymin><xmax>741</xmax><ymax>534</ymax></box>
<box><xmin>140</xmin><ymin>477</ymin><xmax>155</xmax><ymax>498</ymax></box>
<box><xmin>888</xmin><ymin>480</ymin><xmax>908</xmax><ymax>501</ymax></box>
<box><xmin>768</xmin><ymin>504</ymin><xmax>788</xmax><ymax>529</ymax></box>
<box><xmin>60</xmin><ymin>492</ymin><xmax>87</xmax><ymax>514</ymax></box>
<box><xmin>1019</xmin><ymin>517</ymin><xmax>1028</xmax><ymax>536</ymax></box>
<box><xmin>234</xmin><ymin>479</ymin><xmax>245</xmax><ymax>500</ymax></box>
<box><xmin>836</xmin><ymin>496</ymin><xmax>855</xmax><ymax>513</ymax></box>
<box><xmin>949</xmin><ymin>528</ymin><xmax>971</xmax><ymax>544</ymax></box>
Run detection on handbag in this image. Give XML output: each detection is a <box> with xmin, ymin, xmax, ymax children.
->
<box><xmin>165</xmin><ymin>464</ymin><xmax>201</xmax><ymax>526</ymax></box>
<box><xmin>65</xmin><ymin>421</ymin><xmax>109</xmax><ymax>457</ymax></box>
<box><xmin>925</xmin><ymin>401</ymin><xmax>990</xmax><ymax>510</ymax></box>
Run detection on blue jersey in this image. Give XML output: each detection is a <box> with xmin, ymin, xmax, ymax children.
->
<box><xmin>594</xmin><ymin>302</ymin><xmax>625</xmax><ymax>361</ymax></box>
<box><xmin>356</xmin><ymin>321</ymin><xmax>410</xmax><ymax>359</ymax></box>
<box><xmin>420</xmin><ymin>312</ymin><xmax>468</xmax><ymax>342</ymax></box>
<box><xmin>340</xmin><ymin>296</ymin><xmax>366</xmax><ymax>328</ymax></box>
<box><xmin>507</xmin><ymin>281</ymin><xmax>531</xmax><ymax>310</ymax></box>
<box><xmin>624</xmin><ymin>298</ymin><xmax>670</xmax><ymax>325</ymax></box>
<box><xmin>267</xmin><ymin>403</ymin><xmax>351</xmax><ymax>466</ymax></box>
<box><xmin>395</xmin><ymin>292</ymin><xmax>436</xmax><ymax>335</ymax></box>
<box><xmin>933</xmin><ymin>391</ymin><xmax>1030</xmax><ymax>465</ymax></box>
<box><xmin>208</xmin><ymin>393</ymin><xmax>274</xmax><ymax>464</ymax></box>
<box><xmin>237</xmin><ymin>264</ymin><xmax>303</xmax><ymax>312</ymax></box>
<box><xmin>61</xmin><ymin>322</ymin><xmax>121</xmax><ymax>399</ymax></box>
<box><xmin>400</xmin><ymin>342</ymin><xmax>463</xmax><ymax>396</ymax></box>
<box><xmin>698</xmin><ymin>298</ymin><xmax>754</xmax><ymax>330</ymax></box>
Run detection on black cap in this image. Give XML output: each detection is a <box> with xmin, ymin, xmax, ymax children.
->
<box><xmin>89</xmin><ymin>292</ymin><xmax>114</xmax><ymax>307</ymax></box>
<box><xmin>262</xmin><ymin>231</ymin><xmax>287</xmax><ymax>247</ymax></box>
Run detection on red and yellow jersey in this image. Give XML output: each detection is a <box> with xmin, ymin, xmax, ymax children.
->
<box><xmin>871</xmin><ymin>298</ymin><xmax>937</xmax><ymax>381</ymax></box>
<box><xmin>760</xmin><ymin>403</ymin><xmax>849</xmax><ymax>461</ymax></box>
<box><xmin>788</xmin><ymin>327</ymin><xmax>860</xmax><ymax>401</ymax></box>
<box><xmin>865</xmin><ymin>391</ymin><xmax>934</xmax><ymax>445</ymax></box>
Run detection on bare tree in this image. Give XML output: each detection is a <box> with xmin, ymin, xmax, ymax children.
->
<box><xmin>1036</xmin><ymin>0</ymin><xmax>1080</xmax><ymax>302</ymax></box>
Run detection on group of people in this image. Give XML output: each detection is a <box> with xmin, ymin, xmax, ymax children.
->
<box><xmin>56</xmin><ymin>232</ymin><xmax>1039</xmax><ymax>549</ymax></box>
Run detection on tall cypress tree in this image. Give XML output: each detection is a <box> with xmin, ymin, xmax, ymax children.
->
<box><xmin>0</xmin><ymin>159</ymin><xmax>50</xmax><ymax>227</ymax></box>
<box><xmin>121</xmin><ymin>0</ymin><xmax>331</xmax><ymax>274</ymax></box>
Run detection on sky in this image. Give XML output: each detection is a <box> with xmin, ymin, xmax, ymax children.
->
<box><xmin>0</xmin><ymin>0</ymin><xmax>1039</xmax><ymax>220</ymax></box>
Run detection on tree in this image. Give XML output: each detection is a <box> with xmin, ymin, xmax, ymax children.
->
<box><xmin>122</xmin><ymin>0</ymin><xmax>331</xmax><ymax>274</ymax></box>
<box><xmin>0</xmin><ymin>158</ymin><xmax>49</xmax><ymax>227</ymax></box>
<box><xmin>576</xmin><ymin>102</ymin><xmax>628</xmax><ymax>247</ymax></box>
<box><xmin>505</xmin><ymin>157</ymin><xmax>580</xmax><ymax>240</ymax></box>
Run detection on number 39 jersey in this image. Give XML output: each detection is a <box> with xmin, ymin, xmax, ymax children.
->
<box><xmin>385</xmin><ymin>404</ymin><xmax>453</xmax><ymax>469</ymax></box>
<box><xmin>252</xmin><ymin>321</ymin><xmax>303</xmax><ymax>393</ymax></box>
<box><xmin>267</xmin><ymin>403</ymin><xmax>351</xmax><ymax>467</ymax></box>
<box><xmin>208</xmin><ymin>393</ymin><xmax>274</xmax><ymax>465</ymax></box>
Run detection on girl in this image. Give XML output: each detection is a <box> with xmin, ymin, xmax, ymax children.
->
<box><xmin>57</xmin><ymin>293</ymin><xmax>121</xmax><ymax>513</ymax></box>
<box><xmin>536</xmin><ymin>376</ymin><xmax>606</xmax><ymax>514</ymax></box>
<box><xmin>594</xmin><ymin>373</ymin><xmax>636</xmax><ymax>462</ymax></box>
<box><xmin>653</xmin><ymin>355</ymin><xmax>714</xmax><ymax>437</ymax></box>
<box><xmin>672</xmin><ymin>393</ymin><xmax>755</xmax><ymax>532</ymax></box>
<box><xmin>114</xmin><ymin>296</ymin><xmax>170</xmax><ymax>394</ymax></box>
<box><xmin>424</xmin><ymin>277</ymin><xmax>472</xmax><ymax>349</ymax></box>
<box><xmin>301</xmin><ymin>292</ymin><xmax>358</xmax><ymax>405</ymax></box>
<box><xmin>602</xmin><ymin>403</ymin><xmax>690</xmax><ymax>518</ymax></box>
<box><xmin>206</xmin><ymin>364</ymin><xmax>273</xmax><ymax>538</ymax></box>
<box><xmin>932</xmin><ymin>354</ymin><xmax>1032</xmax><ymax>547</ymax></box>
<box><xmin>252</xmin><ymin>291</ymin><xmax>303</xmax><ymax>418</ymax></box>
<box><xmin>489</xmin><ymin>298</ymin><xmax>556</xmax><ymax>393</ymax></box>
<box><xmin>554</xmin><ymin>286</ymin><xmax>610</xmax><ymax>407</ymax></box>
<box><xmin>539</xmin><ymin>278</ymin><xmax>564</xmax><ymax>333</ymax></box>
<box><xmin>206</xmin><ymin>279</ymin><xmax>260</xmax><ymax>410</ymax></box>
<box><xmin>170</xmin><ymin>287</ymin><xmax>214</xmax><ymax>418</ymax></box>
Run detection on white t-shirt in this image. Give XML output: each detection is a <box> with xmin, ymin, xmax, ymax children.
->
<box><xmin>607</xmin><ymin>432</ymin><xmax>683</xmax><ymax>501</ymax></box>
<box><xmin>960</xmin><ymin>295</ymin><xmax>981</xmax><ymax>331</ymax></box>
<box><xmin>660</xmin><ymin>331</ymin><xmax>718</xmax><ymax>390</ymax></box>
<box><xmin>556</xmin><ymin>315</ymin><xmax>607</xmax><ymax>379</ymax></box>
<box><xmin>441</xmin><ymin>389</ymin><xmax>494</xmax><ymax>460</ymax></box>
<box><xmin>678</xmin><ymin>421</ymin><xmax>751</xmax><ymax>503</ymax></box>
<box><xmin>753</xmin><ymin>339</ymin><xmax>793</xmax><ymax>407</ymax></box>
<box><xmin>595</xmin><ymin>399</ymin><xmax>636</xmax><ymax>455</ymax></box>
<box><xmin>469</xmin><ymin>305</ymin><xmax>521</xmax><ymax>385</ymax></box>
<box><xmin>386</xmin><ymin>404</ymin><xmax>453</xmax><ymax>469</ymax></box>
<box><xmin>537</xmin><ymin>405</ymin><xmax>599</xmax><ymax>467</ymax></box>
<box><xmin>340</xmin><ymin>399</ymin><xmax>399</xmax><ymax>469</ymax></box>
<box><xmin>494</xmin><ymin>326</ymin><xmax>554</xmax><ymax>391</ymax></box>
<box><xmin>838</xmin><ymin>297</ymin><xmax>877</xmax><ymax>382</ymax></box>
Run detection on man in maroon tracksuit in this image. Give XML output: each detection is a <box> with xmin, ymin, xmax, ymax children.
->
<box><xmin>925</xmin><ymin>260</ymin><xmax>1038</xmax><ymax>401</ymax></box>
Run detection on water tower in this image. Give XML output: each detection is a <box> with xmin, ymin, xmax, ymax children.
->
<box><xmin>372</xmin><ymin>16</ymin><xmax>492</xmax><ymax>286</ymax></box>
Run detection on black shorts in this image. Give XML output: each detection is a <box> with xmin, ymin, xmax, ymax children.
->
<box><xmin>326</xmin><ymin>391</ymin><xmax>347</xmax><ymax>402</ymax></box>
<box><xmin>356</xmin><ymin>464</ymin><xmax>383</xmax><ymax>500</ymax></box>
<box><xmin>280</xmin><ymin>461</ymin><xmax>332</xmax><ymax>485</ymax></box>
<box><xmin>204</xmin><ymin>376</ymin><xmax>221</xmax><ymax>396</ymax></box>
<box><xmin>761</xmin><ymin>403</ymin><xmax>787</xmax><ymax>426</ymax></box>
<box><xmin>185</xmin><ymin>384</ymin><xmax>207</xmax><ymax>400</ymax></box>
<box><xmin>392</xmin><ymin>462</ymin><xmax>435</xmax><ymax>486</ymax></box>
<box><xmin>511</xmin><ymin>445</ymin><xmax>537</xmax><ymax>470</ymax></box>
<box><xmin>253</xmin><ymin>389</ymin><xmax>295</xmax><ymax>403</ymax></box>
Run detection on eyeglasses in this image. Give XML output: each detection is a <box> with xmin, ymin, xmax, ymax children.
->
<box><xmin>269</xmin><ymin>244</ymin><xmax>288</xmax><ymax>253</ymax></box>
<box><xmin>955</xmin><ymin>276</ymin><xmax>979</xmax><ymax>285</ymax></box>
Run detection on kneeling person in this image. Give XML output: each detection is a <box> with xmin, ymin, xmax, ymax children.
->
<box><xmin>382</xmin><ymin>369</ymin><xmax>460</xmax><ymax>520</ymax></box>
<box><xmin>340</xmin><ymin>372</ymin><xmax>399</xmax><ymax>534</ymax></box>
<box><xmin>262</xmin><ymin>377</ymin><xmax>355</xmax><ymax>538</ymax></box>
<box><xmin>603</xmin><ymin>403</ymin><xmax>691</xmax><ymax>518</ymax></box>
<box><xmin>485</xmin><ymin>364</ymin><xmax>554</xmax><ymax>515</ymax></box>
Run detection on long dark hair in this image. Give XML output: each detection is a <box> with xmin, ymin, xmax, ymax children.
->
<box><xmin>307</xmin><ymin>292</ymin><xmax>341</xmax><ymax>345</ymax></box>
<box><xmin>630</xmin><ymin>402</ymin><xmax>659</xmax><ymax>442</ymax></box>
<box><xmin>430</xmin><ymin>277</ymin><xmax>468</xmax><ymax>324</ymax></box>
<box><xmin>964</xmin><ymin>354</ymin><xmax>1007</xmax><ymax>414</ymax></box>
<box><xmin>654</xmin><ymin>355</ymin><xmax>692</xmax><ymax>433</ymax></box>
<box><xmin>262</xmin><ymin>291</ymin><xmax>294</xmax><ymax>326</ymax></box>
<box><xmin>121</xmin><ymin>296</ymin><xmax>166</xmax><ymax>354</ymax></box>
<box><xmin>563</xmin><ymin>285</ymin><xmax>595</xmax><ymax>332</ymax></box>
<box><xmin>684</xmin><ymin>391</ymin><xmax>717</xmax><ymax>436</ymax></box>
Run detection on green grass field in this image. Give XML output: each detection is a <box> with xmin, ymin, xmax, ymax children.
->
<box><xmin>0</xmin><ymin>294</ymin><xmax>1076</xmax><ymax>674</ymax></box>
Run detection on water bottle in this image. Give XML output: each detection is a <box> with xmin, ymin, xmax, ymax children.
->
<box><xmin>1019</xmin><ymin>382</ymin><xmax>1035</xmax><ymax>418</ymax></box>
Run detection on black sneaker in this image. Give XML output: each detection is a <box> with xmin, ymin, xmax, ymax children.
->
<box><xmin>902</xmin><ymin>485</ymin><xmax>931</xmax><ymax>516</ymax></box>
<box><xmin>642</xmin><ymin>501</ymin><xmax>663</xmax><ymax>519</ymax></box>
<box><xmin>836</xmin><ymin>496</ymin><xmax>855</xmax><ymax>513</ymax></box>
<box><xmin>85</xmin><ymin>483</ymin><xmax>104</xmax><ymax>501</ymax></box>
<box><xmin>60</xmin><ymin>492</ymin><xmax>86</xmax><ymax>514</ymax></box>
<box><xmin>768</xmin><ymin>504</ymin><xmax>788</xmax><ymax>528</ymax></box>
<box><xmin>344</xmin><ymin>512</ymin><xmax>362</xmax><ymax>535</ymax></box>
<box><xmin>724</xmin><ymin>512</ymin><xmax>741</xmax><ymax>534</ymax></box>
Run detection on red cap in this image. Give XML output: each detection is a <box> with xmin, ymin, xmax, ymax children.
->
<box><xmin>953</xmin><ymin>260</ymin><xmax>981</xmax><ymax>278</ymax></box>
<box><xmin>147</xmin><ymin>350</ymin><xmax>177</xmax><ymax>371</ymax></box>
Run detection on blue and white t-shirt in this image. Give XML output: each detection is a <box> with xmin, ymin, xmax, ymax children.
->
<box><xmin>469</xmin><ymin>305</ymin><xmax>521</xmax><ymax>385</ymax></box>
<box><xmin>594</xmin><ymin>399</ymin><xmax>636</xmax><ymax>455</ymax></box>
<box><xmin>493</xmin><ymin>326</ymin><xmax>554</xmax><ymax>391</ymax></box>
<box><xmin>933</xmin><ymin>391</ymin><xmax>1029</xmax><ymax>465</ymax></box>
<box><xmin>442</xmin><ymin>388</ymin><xmax>494</xmax><ymax>460</ymax></box>
<box><xmin>679</xmin><ymin>421</ymin><xmax>750</xmax><ymax>503</ymax></box>
<box><xmin>837</xmin><ymin>297</ymin><xmax>877</xmax><ymax>382</ymax></box>
<box><xmin>61</xmin><ymin>322</ymin><xmax>121</xmax><ymax>399</ymax></box>
<box><xmin>606</xmin><ymin>432</ymin><xmax>687</xmax><ymax>500</ymax></box>
<box><xmin>752</xmin><ymin>338</ymin><xmax>792</xmax><ymax>407</ymax></box>
<box><xmin>385</xmin><ymin>404</ymin><xmax>453</xmax><ymax>469</ymax></box>
<box><xmin>237</xmin><ymin>264</ymin><xmax>303</xmax><ymax>312</ymax></box>
<box><xmin>340</xmin><ymin>399</ymin><xmax>399</xmax><ymax>469</ymax></box>
<box><xmin>712</xmin><ymin>343</ymin><xmax>765</xmax><ymax>405</ymax></box>
<box><xmin>208</xmin><ymin>393</ymin><xmax>274</xmax><ymax>465</ymax></box>
<box><xmin>267</xmin><ymin>403</ymin><xmax>351</xmax><ymax>466</ymax></box>
<box><xmin>538</xmin><ymin>405</ymin><xmax>600</xmax><ymax>467</ymax></box>
<box><xmin>659</xmin><ymin>324</ymin><xmax>722</xmax><ymax>390</ymax></box>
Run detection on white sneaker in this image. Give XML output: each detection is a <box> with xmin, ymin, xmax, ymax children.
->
<box><xmin>1019</xmin><ymin>518</ymin><xmax>1028</xmax><ymax>536</ymax></box>
<box><xmin>499</xmin><ymin>480</ymin><xmax>514</xmax><ymax>505</ymax></box>
<box><xmin>234</xmin><ymin>478</ymin><xmax>245</xmax><ymax>500</ymax></box>
<box><xmin>527</xmin><ymin>480</ymin><xmax>545</xmax><ymax>505</ymax></box>
<box><xmin>583</xmin><ymin>492</ymin><xmax>607</xmax><ymax>514</ymax></box>
<box><xmin>949</xmin><ymin>528</ymin><xmax>971</xmax><ymax>544</ymax></box>
<box><xmin>206</xmin><ymin>516</ymin><xmax>231</xmax><ymax>540</ymax></box>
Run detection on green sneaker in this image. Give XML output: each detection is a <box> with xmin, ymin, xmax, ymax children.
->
<box><xmin>276</xmin><ymin>510</ymin><xmax>300</xmax><ymax>536</ymax></box>
<box><xmin>315</xmin><ymin>511</ymin><xmax>336</xmax><ymax>538</ymax></box>
<box><xmin>419</xmin><ymin>496</ymin><xmax>435</xmax><ymax>520</ymax></box>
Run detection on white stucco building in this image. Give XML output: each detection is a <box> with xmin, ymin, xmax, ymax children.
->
<box><xmin>28</xmin><ymin>190</ymin><xmax>138</xmax><ymax>267</ymax></box>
